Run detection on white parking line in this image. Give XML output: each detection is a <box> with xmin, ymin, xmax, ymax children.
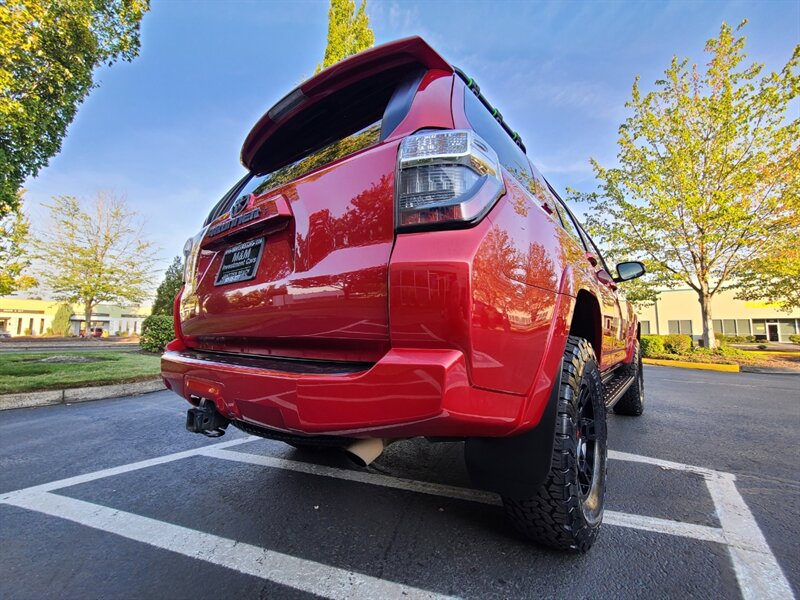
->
<box><xmin>0</xmin><ymin>436</ymin><xmax>255</xmax><ymax>496</ymax></box>
<box><xmin>3</xmin><ymin>490</ymin><xmax>453</xmax><ymax>600</ymax></box>
<box><xmin>203</xmin><ymin>447</ymin><xmax>727</xmax><ymax>545</ymax></box>
<box><xmin>706</xmin><ymin>474</ymin><xmax>795</xmax><ymax>600</ymax></box>
<box><xmin>608</xmin><ymin>449</ymin><xmax>717</xmax><ymax>478</ymax></box>
<box><xmin>611</xmin><ymin>448</ymin><xmax>794</xmax><ymax>600</ymax></box>
<box><xmin>0</xmin><ymin>437</ymin><xmax>793</xmax><ymax>600</ymax></box>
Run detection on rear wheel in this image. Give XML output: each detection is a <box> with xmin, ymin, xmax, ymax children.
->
<box><xmin>502</xmin><ymin>336</ymin><xmax>607</xmax><ymax>552</ymax></box>
<box><xmin>613</xmin><ymin>342</ymin><xmax>645</xmax><ymax>416</ymax></box>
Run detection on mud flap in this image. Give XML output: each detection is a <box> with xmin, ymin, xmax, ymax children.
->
<box><xmin>464</xmin><ymin>367</ymin><xmax>561</xmax><ymax>499</ymax></box>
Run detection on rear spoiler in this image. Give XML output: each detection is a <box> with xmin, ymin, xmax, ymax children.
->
<box><xmin>241</xmin><ymin>37</ymin><xmax>452</xmax><ymax>171</ymax></box>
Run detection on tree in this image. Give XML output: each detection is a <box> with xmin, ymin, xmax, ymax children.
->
<box><xmin>151</xmin><ymin>255</ymin><xmax>183</xmax><ymax>316</ymax></box>
<box><xmin>315</xmin><ymin>0</ymin><xmax>374</xmax><ymax>73</ymax></box>
<box><xmin>0</xmin><ymin>197</ymin><xmax>36</xmax><ymax>295</ymax></box>
<box><xmin>50</xmin><ymin>302</ymin><xmax>73</xmax><ymax>336</ymax></box>
<box><xmin>569</xmin><ymin>22</ymin><xmax>799</xmax><ymax>348</ymax></box>
<box><xmin>735</xmin><ymin>235</ymin><xmax>800</xmax><ymax>312</ymax></box>
<box><xmin>0</xmin><ymin>0</ymin><xmax>150</xmax><ymax>216</ymax></box>
<box><xmin>33</xmin><ymin>192</ymin><xmax>157</xmax><ymax>337</ymax></box>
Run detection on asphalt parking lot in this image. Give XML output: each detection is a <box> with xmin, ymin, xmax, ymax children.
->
<box><xmin>1</xmin><ymin>366</ymin><xmax>797</xmax><ymax>599</ymax></box>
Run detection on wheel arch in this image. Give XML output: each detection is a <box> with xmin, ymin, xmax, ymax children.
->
<box><xmin>568</xmin><ymin>289</ymin><xmax>602</xmax><ymax>360</ymax></box>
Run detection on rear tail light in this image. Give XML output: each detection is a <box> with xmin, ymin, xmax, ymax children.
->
<box><xmin>180</xmin><ymin>227</ymin><xmax>207</xmax><ymax>319</ymax></box>
<box><xmin>396</xmin><ymin>129</ymin><xmax>504</xmax><ymax>229</ymax></box>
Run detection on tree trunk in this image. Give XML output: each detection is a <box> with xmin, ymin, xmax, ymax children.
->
<box><xmin>698</xmin><ymin>291</ymin><xmax>716</xmax><ymax>348</ymax></box>
<box><xmin>84</xmin><ymin>302</ymin><xmax>93</xmax><ymax>339</ymax></box>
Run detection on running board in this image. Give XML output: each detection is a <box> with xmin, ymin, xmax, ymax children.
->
<box><xmin>602</xmin><ymin>372</ymin><xmax>635</xmax><ymax>408</ymax></box>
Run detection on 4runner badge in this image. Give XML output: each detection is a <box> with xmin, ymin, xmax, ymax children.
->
<box><xmin>208</xmin><ymin>196</ymin><xmax>261</xmax><ymax>237</ymax></box>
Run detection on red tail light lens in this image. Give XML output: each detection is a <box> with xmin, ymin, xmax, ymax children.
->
<box><xmin>396</xmin><ymin>129</ymin><xmax>504</xmax><ymax>230</ymax></box>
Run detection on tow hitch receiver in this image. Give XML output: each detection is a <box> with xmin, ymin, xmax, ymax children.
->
<box><xmin>186</xmin><ymin>400</ymin><xmax>230</xmax><ymax>437</ymax></box>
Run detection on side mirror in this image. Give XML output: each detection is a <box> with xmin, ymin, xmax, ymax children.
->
<box><xmin>614</xmin><ymin>261</ymin><xmax>645</xmax><ymax>283</ymax></box>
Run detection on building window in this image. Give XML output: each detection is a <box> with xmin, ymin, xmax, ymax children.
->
<box><xmin>39</xmin><ymin>318</ymin><xmax>45</xmax><ymax>334</ymax></box>
<box><xmin>713</xmin><ymin>319</ymin><xmax>753</xmax><ymax>336</ymax></box>
<box><xmin>640</xmin><ymin>320</ymin><xmax>651</xmax><ymax>335</ymax></box>
<box><xmin>16</xmin><ymin>318</ymin><xmax>22</xmax><ymax>335</ymax></box>
<box><xmin>668</xmin><ymin>320</ymin><xmax>693</xmax><ymax>335</ymax></box>
<box><xmin>778</xmin><ymin>319</ymin><xmax>797</xmax><ymax>339</ymax></box>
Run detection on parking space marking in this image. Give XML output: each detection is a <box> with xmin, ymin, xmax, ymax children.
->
<box><xmin>203</xmin><ymin>447</ymin><xmax>728</xmax><ymax>545</ymax></box>
<box><xmin>1</xmin><ymin>436</ymin><xmax>793</xmax><ymax>600</ymax></box>
<box><xmin>611</xmin><ymin>449</ymin><xmax>794</xmax><ymax>600</ymax></box>
<box><xmin>706</xmin><ymin>473</ymin><xmax>795</xmax><ymax>600</ymax></box>
<box><xmin>3</xmin><ymin>490</ymin><xmax>453</xmax><ymax>600</ymax></box>
<box><xmin>0</xmin><ymin>436</ymin><xmax>255</xmax><ymax>496</ymax></box>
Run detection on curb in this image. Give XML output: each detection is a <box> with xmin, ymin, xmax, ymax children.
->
<box><xmin>642</xmin><ymin>358</ymin><xmax>740</xmax><ymax>373</ymax></box>
<box><xmin>740</xmin><ymin>366</ymin><xmax>800</xmax><ymax>375</ymax></box>
<box><xmin>0</xmin><ymin>379</ymin><xmax>165</xmax><ymax>411</ymax></box>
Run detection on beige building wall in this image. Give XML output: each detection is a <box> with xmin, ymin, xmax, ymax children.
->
<box><xmin>635</xmin><ymin>288</ymin><xmax>800</xmax><ymax>344</ymax></box>
<box><xmin>0</xmin><ymin>298</ymin><xmax>150</xmax><ymax>337</ymax></box>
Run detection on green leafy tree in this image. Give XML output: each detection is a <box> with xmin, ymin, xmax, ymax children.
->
<box><xmin>315</xmin><ymin>0</ymin><xmax>374</xmax><ymax>73</ymax></box>
<box><xmin>151</xmin><ymin>255</ymin><xmax>183</xmax><ymax>316</ymax></box>
<box><xmin>33</xmin><ymin>191</ymin><xmax>157</xmax><ymax>336</ymax></box>
<box><xmin>0</xmin><ymin>0</ymin><xmax>150</xmax><ymax>216</ymax></box>
<box><xmin>0</xmin><ymin>197</ymin><xmax>35</xmax><ymax>295</ymax></box>
<box><xmin>50</xmin><ymin>302</ymin><xmax>73</xmax><ymax>336</ymax></box>
<box><xmin>569</xmin><ymin>22</ymin><xmax>799</xmax><ymax>348</ymax></box>
<box><xmin>735</xmin><ymin>236</ymin><xmax>800</xmax><ymax>311</ymax></box>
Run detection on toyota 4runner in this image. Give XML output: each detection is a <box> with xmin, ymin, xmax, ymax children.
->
<box><xmin>162</xmin><ymin>37</ymin><xmax>646</xmax><ymax>552</ymax></box>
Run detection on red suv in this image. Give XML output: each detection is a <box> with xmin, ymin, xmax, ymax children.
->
<box><xmin>162</xmin><ymin>37</ymin><xmax>646</xmax><ymax>552</ymax></box>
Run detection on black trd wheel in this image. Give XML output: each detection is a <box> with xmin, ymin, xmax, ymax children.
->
<box><xmin>613</xmin><ymin>342</ymin><xmax>645</xmax><ymax>416</ymax></box>
<box><xmin>503</xmin><ymin>336</ymin><xmax>607</xmax><ymax>552</ymax></box>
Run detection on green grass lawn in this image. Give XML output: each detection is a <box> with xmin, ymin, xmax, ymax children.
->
<box><xmin>0</xmin><ymin>351</ymin><xmax>161</xmax><ymax>394</ymax></box>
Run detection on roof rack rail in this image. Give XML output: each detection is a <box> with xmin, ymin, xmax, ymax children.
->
<box><xmin>453</xmin><ymin>66</ymin><xmax>526</xmax><ymax>153</ymax></box>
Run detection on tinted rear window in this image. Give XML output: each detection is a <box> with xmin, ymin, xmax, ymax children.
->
<box><xmin>207</xmin><ymin>65</ymin><xmax>425</xmax><ymax>224</ymax></box>
<box><xmin>249</xmin><ymin>64</ymin><xmax>425</xmax><ymax>174</ymax></box>
<box><xmin>464</xmin><ymin>90</ymin><xmax>532</xmax><ymax>183</ymax></box>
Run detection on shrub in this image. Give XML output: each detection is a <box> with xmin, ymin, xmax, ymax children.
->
<box><xmin>662</xmin><ymin>334</ymin><xmax>692</xmax><ymax>354</ymax></box>
<box><xmin>790</xmin><ymin>335</ymin><xmax>800</xmax><ymax>345</ymax></box>
<box><xmin>140</xmin><ymin>315</ymin><xmax>174</xmax><ymax>353</ymax></box>
<box><xmin>717</xmin><ymin>334</ymin><xmax>756</xmax><ymax>344</ymax></box>
<box><xmin>640</xmin><ymin>335</ymin><xmax>665</xmax><ymax>357</ymax></box>
<box><xmin>51</xmin><ymin>303</ymin><xmax>74</xmax><ymax>336</ymax></box>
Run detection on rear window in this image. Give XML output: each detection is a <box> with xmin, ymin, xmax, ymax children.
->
<box><xmin>464</xmin><ymin>90</ymin><xmax>532</xmax><ymax>183</ymax></box>
<box><xmin>242</xmin><ymin>122</ymin><xmax>381</xmax><ymax>198</ymax></box>
<box><xmin>207</xmin><ymin>65</ymin><xmax>426</xmax><ymax>224</ymax></box>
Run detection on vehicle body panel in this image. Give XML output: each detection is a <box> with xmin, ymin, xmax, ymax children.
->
<box><xmin>163</xmin><ymin>36</ymin><xmax>638</xmax><ymax>440</ymax></box>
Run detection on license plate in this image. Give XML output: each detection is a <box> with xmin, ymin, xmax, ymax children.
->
<box><xmin>214</xmin><ymin>238</ymin><xmax>265</xmax><ymax>286</ymax></box>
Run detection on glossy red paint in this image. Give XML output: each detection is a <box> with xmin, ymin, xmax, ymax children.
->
<box><xmin>161</xmin><ymin>348</ymin><xmax>522</xmax><ymax>437</ymax></box>
<box><xmin>164</xmin><ymin>38</ymin><xmax>639</xmax><ymax>440</ymax></box>
<box><xmin>181</xmin><ymin>141</ymin><xmax>398</xmax><ymax>364</ymax></box>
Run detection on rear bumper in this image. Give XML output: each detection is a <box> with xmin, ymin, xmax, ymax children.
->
<box><xmin>161</xmin><ymin>345</ymin><xmax>524</xmax><ymax>438</ymax></box>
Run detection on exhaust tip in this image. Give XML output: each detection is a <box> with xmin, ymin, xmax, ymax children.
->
<box><xmin>344</xmin><ymin>438</ymin><xmax>386</xmax><ymax>467</ymax></box>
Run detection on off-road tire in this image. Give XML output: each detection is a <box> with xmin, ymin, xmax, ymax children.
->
<box><xmin>502</xmin><ymin>335</ymin><xmax>607</xmax><ymax>552</ymax></box>
<box><xmin>613</xmin><ymin>342</ymin><xmax>644</xmax><ymax>416</ymax></box>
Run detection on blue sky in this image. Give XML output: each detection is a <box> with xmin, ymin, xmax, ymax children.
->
<box><xmin>22</xmin><ymin>0</ymin><xmax>800</xmax><ymax>274</ymax></box>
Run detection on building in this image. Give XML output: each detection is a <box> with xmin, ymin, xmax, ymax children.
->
<box><xmin>635</xmin><ymin>287</ymin><xmax>800</xmax><ymax>344</ymax></box>
<box><xmin>0</xmin><ymin>298</ymin><xmax>150</xmax><ymax>337</ymax></box>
